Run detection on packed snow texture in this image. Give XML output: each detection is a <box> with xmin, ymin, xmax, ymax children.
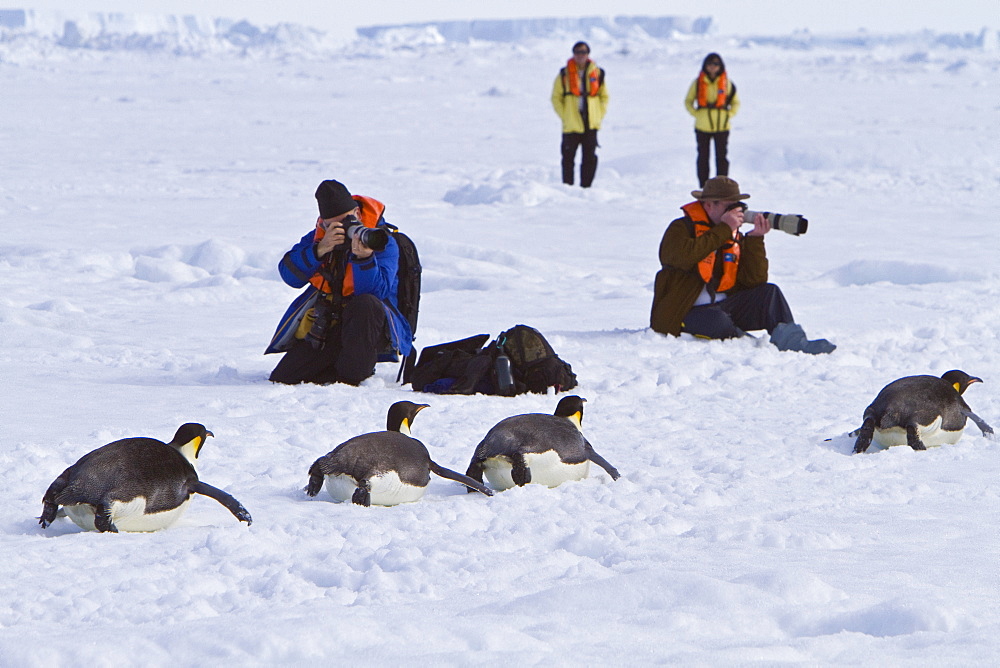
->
<box><xmin>2</xmin><ymin>10</ymin><xmax>999</xmax><ymax>665</ymax></box>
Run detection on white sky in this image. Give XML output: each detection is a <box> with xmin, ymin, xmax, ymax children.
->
<box><xmin>16</xmin><ymin>0</ymin><xmax>998</xmax><ymax>38</ymax></box>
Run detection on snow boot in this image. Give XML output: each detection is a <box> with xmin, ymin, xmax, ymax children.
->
<box><xmin>770</xmin><ymin>322</ymin><xmax>836</xmax><ymax>355</ymax></box>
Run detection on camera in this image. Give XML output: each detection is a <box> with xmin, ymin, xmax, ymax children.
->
<box><xmin>745</xmin><ymin>210</ymin><xmax>808</xmax><ymax>236</ymax></box>
<box><xmin>305</xmin><ymin>297</ymin><xmax>337</xmax><ymax>349</ymax></box>
<box><xmin>341</xmin><ymin>215</ymin><xmax>389</xmax><ymax>252</ymax></box>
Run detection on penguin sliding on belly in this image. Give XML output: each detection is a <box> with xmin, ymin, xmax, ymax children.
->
<box><xmin>465</xmin><ymin>395</ymin><xmax>620</xmax><ymax>492</ymax></box>
<box><xmin>306</xmin><ymin>401</ymin><xmax>493</xmax><ymax>507</ymax></box>
<box><xmin>39</xmin><ymin>423</ymin><xmax>252</xmax><ymax>533</ymax></box>
<box><xmin>853</xmin><ymin>370</ymin><xmax>994</xmax><ymax>454</ymax></box>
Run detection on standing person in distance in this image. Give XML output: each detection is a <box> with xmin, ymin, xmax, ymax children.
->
<box><xmin>266</xmin><ymin>180</ymin><xmax>414</xmax><ymax>385</ymax></box>
<box><xmin>649</xmin><ymin>176</ymin><xmax>835</xmax><ymax>354</ymax></box>
<box><xmin>551</xmin><ymin>41</ymin><xmax>610</xmax><ymax>188</ymax></box>
<box><xmin>685</xmin><ymin>52</ymin><xmax>740</xmax><ymax>188</ymax></box>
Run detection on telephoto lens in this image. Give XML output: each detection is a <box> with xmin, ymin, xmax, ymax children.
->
<box><xmin>342</xmin><ymin>215</ymin><xmax>390</xmax><ymax>252</ymax></box>
<box><xmin>356</xmin><ymin>227</ymin><xmax>389</xmax><ymax>252</ymax></box>
<box><xmin>745</xmin><ymin>210</ymin><xmax>808</xmax><ymax>236</ymax></box>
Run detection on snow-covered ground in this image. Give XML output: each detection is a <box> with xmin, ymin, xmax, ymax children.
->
<box><xmin>2</xmin><ymin>13</ymin><xmax>999</xmax><ymax>665</ymax></box>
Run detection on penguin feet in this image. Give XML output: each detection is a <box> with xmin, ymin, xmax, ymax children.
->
<box><xmin>852</xmin><ymin>419</ymin><xmax>875</xmax><ymax>454</ymax></box>
<box><xmin>39</xmin><ymin>502</ymin><xmax>59</xmax><ymax>528</ymax></box>
<box><xmin>305</xmin><ymin>469</ymin><xmax>325</xmax><ymax>497</ymax></box>
<box><xmin>770</xmin><ymin>323</ymin><xmax>836</xmax><ymax>355</ymax></box>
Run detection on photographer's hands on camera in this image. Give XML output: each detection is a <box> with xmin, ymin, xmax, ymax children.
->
<box><xmin>315</xmin><ymin>217</ymin><xmax>374</xmax><ymax>260</ymax></box>
<box><xmin>722</xmin><ymin>204</ymin><xmax>770</xmax><ymax>237</ymax></box>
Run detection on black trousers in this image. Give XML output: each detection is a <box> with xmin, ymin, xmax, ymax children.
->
<box><xmin>695</xmin><ymin>129</ymin><xmax>729</xmax><ymax>188</ymax></box>
<box><xmin>562</xmin><ymin>130</ymin><xmax>599</xmax><ymax>187</ymax></box>
<box><xmin>269</xmin><ymin>294</ymin><xmax>389</xmax><ymax>385</ymax></box>
<box><xmin>681</xmin><ymin>283</ymin><xmax>794</xmax><ymax>339</ymax></box>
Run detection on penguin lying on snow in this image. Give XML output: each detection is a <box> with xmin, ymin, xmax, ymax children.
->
<box><xmin>853</xmin><ymin>370</ymin><xmax>994</xmax><ymax>453</ymax></box>
<box><xmin>306</xmin><ymin>401</ymin><xmax>493</xmax><ymax>507</ymax></box>
<box><xmin>466</xmin><ymin>395</ymin><xmax>620</xmax><ymax>491</ymax></box>
<box><xmin>39</xmin><ymin>423</ymin><xmax>252</xmax><ymax>532</ymax></box>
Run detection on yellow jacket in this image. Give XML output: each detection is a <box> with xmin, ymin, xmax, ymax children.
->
<box><xmin>685</xmin><ymin>76</ymin><xmax>740</xmax><ymax>133</ymax></box>
<box><xmin>551</xmin><ymin>61</ymin><xmax>609</xmax><ymax>133</ymax></box>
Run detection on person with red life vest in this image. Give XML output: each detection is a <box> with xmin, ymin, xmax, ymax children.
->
<box><xmin>551</xmin><ymin>41</ymin><xmax>609</xmax><ymax>188</ymax></box>
<box><xmin>267</xmin><ymin>180</ymin><xmax>414</xmax><ymax>385</ymax></box>
<box><xmin>685</xmin><ymin>53</ymin><xmax>741</xmax><ymax>188</ymax></box>
<box><xmin>650</xmin><ymin>176</ymin><xmax>835</xmax><ymax>354</ymax></box>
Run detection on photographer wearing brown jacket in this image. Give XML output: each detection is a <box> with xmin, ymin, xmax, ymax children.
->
<box><xmin>650</xmin><ymin>176</ymin><xmax>834</xmax><ymax>354</ymax></box>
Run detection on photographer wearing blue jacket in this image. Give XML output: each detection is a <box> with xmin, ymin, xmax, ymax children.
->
<box><xmin>266</xmin><ymin>180</ymin><xmax>413</xmax><ymax>385</ymax></box>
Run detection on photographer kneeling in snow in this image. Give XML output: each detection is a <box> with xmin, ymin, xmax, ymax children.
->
<box><xmin>266</xmin><ymin>180</ymin><xmax>413</xmax><ymax>385</ymax></box>
<box><xmin>650</xmin><ymin>176</ymin><xmax>835</xmax><ymax>354</ymax></box>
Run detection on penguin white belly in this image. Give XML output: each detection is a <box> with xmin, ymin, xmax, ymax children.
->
<box><xmin>63</xmin><ymin>504</ymin><xmax>99</xmax><ymax>531</ymax></box>
<box><xmin>63</xmin><ymin>498</ymin><xmax>191</xmax><ymax>532</ymax></box>
<box><xmin>873</xmin><ymin>416</ymin><xmax>963</xmax><ymax>448</ymax></box>
<box><xmin>483</xmin><ymin>450</ymin><xmax>590</xmax><ymax>491</ymax></box>
<box><xmin>324</xmin><ymin>472</ymin><xmax>426</xmax><ymax>506</ymax></box>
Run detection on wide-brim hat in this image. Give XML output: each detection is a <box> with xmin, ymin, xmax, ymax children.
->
<box><xmin>691</xmin><ymin>176</ymin><xmax>750</xmax><ymax>201</ymax></box>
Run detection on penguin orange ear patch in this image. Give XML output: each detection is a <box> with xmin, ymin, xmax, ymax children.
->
<box><xmin>954</xmin><ymin>383</ymin><xmax>962</xmax><ymax>393</ymax></box>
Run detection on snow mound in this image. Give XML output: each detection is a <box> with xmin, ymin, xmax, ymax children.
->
<box><xmin>824</xmin><ymin>260</ymin><xmax>971</xmax><ymax>286</ymax></box>
<box><xmin>444</xmin><ymin>174</ymin><xmax>565</xmax><ymax>207</ymax></box>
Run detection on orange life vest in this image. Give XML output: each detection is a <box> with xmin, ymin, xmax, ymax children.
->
<box><xmin>309</xmin><ymin>195</ymin><xmax>386</xmax><ymax>296</ymax></box>
<box><xmin>696</xmin><ymin>71</ymin><xmax>728</xmax><ymax>109</ymax></box>
<box><xmin>681</xmin><ymin>201</ymin><xmax>740</xmax><ymax>294</ymax></box>
<box><xmin>565</xmin><ymin>58</ymin><xmax>602</xmax><ymax>97</ymax></box>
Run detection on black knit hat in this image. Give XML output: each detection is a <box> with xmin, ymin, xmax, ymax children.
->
<box><xmin>315</xmin><ymin>180</ymin><xmax>356</xmax><ymax>219</ymax></box>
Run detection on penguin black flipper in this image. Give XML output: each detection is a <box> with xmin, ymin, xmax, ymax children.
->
<box><xmin>191</xmin><ymin>481</ymin><xmax>252</xmax><ymax>525</ymax></box>
<box><xmin>584</xmin><ymin>439</ymin><xmax>620</xmax><ymax>480</ymax></box>
<box><xmin>95</xmin><ymin>503</ymin><xmax>118</xmax><ymax>533</ymax></box>
<box><xmin>511</xmin><ymin>453</ymin><xmax>531</xmax><ymax>487</ymax></box>
<box><xmin>963</xmin><ymin>409</ymin><xmax>994</xmax><ymax>437</ymax></box>
<box><xmin>906</xmin><ymin>424</ymin><xmax>927</xmax><ymax>451</ymax></box>
<box><xmin>429</xmin><ymin>461</ymin><xmax>494</xmax><ymax>496</ymax></box>
<box><xmin>853</xmin><ymin>417</ymin><xmax>876</xmax><ymax>454</ymax></box>
<box><xmin>353</xmin><ymin>481</ymin><xmax>372</xmax><ymax>507</ymax></box>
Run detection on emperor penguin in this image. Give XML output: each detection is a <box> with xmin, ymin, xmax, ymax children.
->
<box><xmin>306</xmin><ymin>401</ymin><xmax>493</xmax><ymax>507</ymax></box>
<box><xmin>853</xmin><ymin>370</ymin><xmax>994</xmax><ymax>453</ymax></box>
<box><xmin>39</xmin><ymin>423</ymin><xmax>252</xmax><ymax>532</ymax></box>
<box><xmin>465</xmin><ymin>395</ymin><xmax>621</xmax><ymax>492</ymax></box>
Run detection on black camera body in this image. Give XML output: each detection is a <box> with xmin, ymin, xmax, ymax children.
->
<box><xmin>341</xmin><ymin>215</ymin><xmax>389</xmax><ymax>252</ymax></box>
<box><xmin>305</xmin><ymin>297</ymin><xmax>337</xmax><ymax>349</ymax></box>
<box><xmin>745</xmin><ymin>210</ymin><xmax>808</xmax><ymax>236</ymax></box>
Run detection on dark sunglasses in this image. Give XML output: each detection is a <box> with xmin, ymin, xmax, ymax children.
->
<box><xmin>574</xmin><ymin>49</ymin><xmax>589</xmax><ymax>55</ymax></box>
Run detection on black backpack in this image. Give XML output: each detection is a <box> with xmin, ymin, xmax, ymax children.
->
<box><xmin>409</xmin><ymin>325</ymin><xmax>577</xmax><ymax>396</ymax></box>
<box><xmin>385</xmin><ymin>224</ymin><xmax>421</xmax><ymax>336</ymax></box>
<box><xmin>497</xmin><ymin>324</ymin><xmax>578</xmax><ymax>394</ymax></box>
<box><xmin>382</xmin><ymin>224</ymin><xmax>421</xmax><ymax>382</ymax></box>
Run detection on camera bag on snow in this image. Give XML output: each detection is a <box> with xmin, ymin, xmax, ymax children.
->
<box><xmin>409</xmin><ymin>324</ymin><xmax>578</xmax><ymax>396</ymax></box>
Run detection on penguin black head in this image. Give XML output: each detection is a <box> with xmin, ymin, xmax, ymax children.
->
<box><xmin>386</xmin><ymin>401</ymin><xmax>429</xmax><ymax>436</ymax></box>
<box><xmin>941</xmin><ymin>370</ymin><xmax>983</xmax><ymax>396</ymax></box>
<box><xmin>168</xmin><ymin>423</ymin><xmax>214</xmax><ymax>461</ymax></box>
<box><xmin>553</xmin><ymin>395</ymin><xmax>586</xmax><ymax>429</ymax></box>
